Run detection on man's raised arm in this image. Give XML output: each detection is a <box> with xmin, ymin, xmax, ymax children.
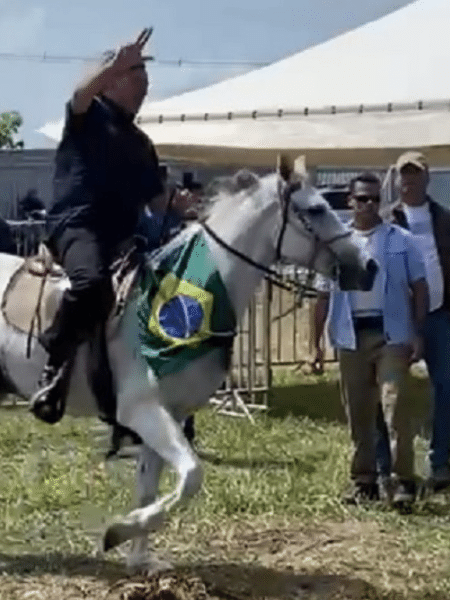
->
<box><xmin>72</xmin><ymin>28</ymin><xmax>151</xmax><ymax>114</ymax></box>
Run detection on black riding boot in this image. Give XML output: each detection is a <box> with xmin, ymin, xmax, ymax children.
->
<box><xmin>31</xmin><ymin>281</ymin><xmax>113</xmax><ymax>424</ymax></box>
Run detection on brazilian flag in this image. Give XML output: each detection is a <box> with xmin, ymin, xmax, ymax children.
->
<box><xmin>137</xmin><ymin>229</ymin><xmax>237</xmax><ymax>378</ymax></box>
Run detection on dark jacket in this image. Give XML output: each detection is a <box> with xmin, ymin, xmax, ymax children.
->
<box><xmin>47</xmin><ymin>97</ymin><xmax>163</xmax><ymax>249</ymax></box>
<box><xmin>388</xmin><ymin>197</ymin><xmax>450</xmax><ymax>312</ymax></box>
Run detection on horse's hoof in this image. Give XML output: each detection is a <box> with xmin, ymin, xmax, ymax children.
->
<box><xmin>103</xmin><ymin>522</ymin><xmax>138</xmax><ymax>552</ymax></box>
<box><xmin>104</xmin><ymin>527</ymin><xmax>122</xmax><ymax>552</ymax></box>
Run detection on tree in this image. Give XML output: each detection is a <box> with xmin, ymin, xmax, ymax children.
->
<box><xmin>0</xmin><ymin>111</ymin><xmax>24</xmax><ymax>149</ymax></box>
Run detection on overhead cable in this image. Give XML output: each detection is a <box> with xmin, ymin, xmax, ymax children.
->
<box><xmin>0</xmin><ymin>52</ymin><xmax>270</xmax><ymax>68</ymax></box>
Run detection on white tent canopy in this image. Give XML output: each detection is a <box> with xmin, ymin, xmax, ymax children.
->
<box><xmin>39</xmin><ymin>0</ymin><xmax>450</xmax><ymax>168</ymax></box>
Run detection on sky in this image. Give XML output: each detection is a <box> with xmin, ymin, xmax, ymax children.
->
<box><xmin>1</xmin><ymin>0</ymin><xmax>412</xmax><ymax>148</ymax></box>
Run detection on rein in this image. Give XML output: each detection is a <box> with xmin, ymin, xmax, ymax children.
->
<box><xmin>158</xmin><ymin>188</ymin><xmax>177</xmax><ymax>246</ymax></box>
<box><xmin>202</xmin><ymin>221</ymin><xmax>294</xmax><ymax>292</ymax></box>
<box><xmin>289</xmin><ymin>206</ymin><xmax>352</xmax><ymax>303</ymax></box>
<box><xmin>201</xmin><ymin>181</ymin><xmax>297</xmax><ymax>292</ymax></box>
<box><xmin>202</xmin><ymin>182</ymin><xmax>352</xmax><ymax>300</ymax></box>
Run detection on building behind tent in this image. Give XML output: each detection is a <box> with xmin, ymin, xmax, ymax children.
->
<box><xmin>1</xmin><ymin>149</ymin><xmax>449</xmax><ymax>221</ymax></box>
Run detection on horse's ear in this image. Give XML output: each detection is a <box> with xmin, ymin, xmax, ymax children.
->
<box><xmin>277</xmin><ymin>154</ymin><xmax>293</xmax><ymax>181</ymax></box>
<box><xmin>277</xmin><ymin>154</ymin><xmax>309</xmax><ymax>187</ymax></box>
<box><xmin>293</xmin><ymin>155</ymin><xmax>307</xmax><ymax>179</ymax></box>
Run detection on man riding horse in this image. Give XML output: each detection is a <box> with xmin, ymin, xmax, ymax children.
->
<box><xmin>30</xmin><ymin>29</ymin><xmax>193</xmax><ymax>424</ymax></box>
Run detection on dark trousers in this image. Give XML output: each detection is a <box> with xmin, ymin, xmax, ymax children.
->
<box><xmin>376</xmin><ymin>308</ymin><xmax>450</xmax><ymax>474</ymax></box>
<box><xmin>39</xmin><ymin>227</ymin><xmax>115</xmax><ymax>366</ymax></box>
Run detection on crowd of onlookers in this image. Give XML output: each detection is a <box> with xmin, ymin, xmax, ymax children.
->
<box><xmin>314</xmin><ymin>150</ymin><xmax>450</xmax><ymax>508</ymax></box>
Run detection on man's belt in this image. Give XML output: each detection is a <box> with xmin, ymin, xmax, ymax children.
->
<box><xmin>353</xmin><ymin>315</ymin><xmax>383</xmax><ymax>330</ymax></box>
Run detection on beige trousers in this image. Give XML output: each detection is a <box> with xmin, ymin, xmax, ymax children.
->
<box><xmin>339</xmin><ymin>329</ymin><xmax>413</xmax><ymax>483</ymax></box>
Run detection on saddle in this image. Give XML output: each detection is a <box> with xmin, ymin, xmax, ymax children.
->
<box><xmin>1</xmin><ymin>243</ymin><xmax>138</xmax><ymax>345</ymax></box>
<box><xmin>1</xmin><ymin>244</ymin><xmax>141</xmax><ymax>449</ymax></box>
<box><xmin>1</xmin><ymin>244</ymin><xmax>65</xmax><ymax>340</ymax></box>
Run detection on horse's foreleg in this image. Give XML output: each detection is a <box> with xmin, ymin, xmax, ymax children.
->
<box><xmin>103</xmin><ymin>398</ymin><xmax>202</xmax><ymax>552</ymax></box>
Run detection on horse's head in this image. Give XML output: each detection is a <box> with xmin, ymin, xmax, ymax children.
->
<box><xmin>278</xmin><ymin>182</ymin><xmax>377</xmax><ymax>291</ymax></box>
<box><xmin>202</xmin><ymin>168</ymin><xmax>376</xmax><ymax>293</ymax></box>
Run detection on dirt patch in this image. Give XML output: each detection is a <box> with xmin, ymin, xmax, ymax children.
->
<box><xmin>0</xmin><ymin>522</ymin><xmax>404</xmax><ymax>600</ymax></box>
<box><xmin>0</xmin><ymin>564</ymin><xmax>382</xmax><ymax>600</ymax></box>
<box><xmin>105</xmin><ymin>570</ymin><xmax>209</xmax><ymax>600</ymax></box>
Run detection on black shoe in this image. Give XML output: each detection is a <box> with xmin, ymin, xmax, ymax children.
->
<box><xmin>392</xmin><ymin>480</ymin><xmax>416</xmax><ymax>509</ymax></box>
<box><xmin>342</xmin><ymin>482</ymin><xmax>379</xmax><ymax>505</ymax></box>
<box><xmin>30</xmin><ymin>361</ymin><xmax>69</xmax><ymax>424</ymax></box>
<box><xmin>105</xmin><ymin>422</ymin><xmax>143</xmax><ymax>460</ymax></box>
<box><xmin>183</xmin><ymin>415</ymin><xmax>196</xmax><ymax>444</ymax></box>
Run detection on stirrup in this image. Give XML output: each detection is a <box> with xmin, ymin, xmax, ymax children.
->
<box><xmin>30</xmin><ymin>361</ymin><xmax>71</xmax><ymax>424</ymax></box>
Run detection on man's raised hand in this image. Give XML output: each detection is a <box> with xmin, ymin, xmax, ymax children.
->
<box><xmin>111</xmin><ymin>28</ymin><xmax>153</xmax><ymax>73</ymax></box>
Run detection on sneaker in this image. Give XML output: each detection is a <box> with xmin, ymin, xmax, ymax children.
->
<box><xmin>392</xmin><ymin>480</ymin><xmax>416</xmax><ymax>508</ymax></box>
<box><xmin>378</xmin><ymin>475</ymin><xmax>392</xmax><ymax>503</ymax></box>
<box><xmin>30</xmin><ymin>361</ymin><xmax>69</xmax><ymax>424</ymax></box>
<box><xmin>342</xmin><ymin>482</ymin><xmax>379</xmax><ymax>505</ymax></box>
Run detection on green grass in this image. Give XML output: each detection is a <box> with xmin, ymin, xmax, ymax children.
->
<box><xmin>0</xmin><ymin>370</ymin><xmax>449</xmax><ymax>599</ymax></box>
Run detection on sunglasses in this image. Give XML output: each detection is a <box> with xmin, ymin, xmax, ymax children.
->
<box><xmin>352</xmin><ymin>195</ymin><xmax>381</xmax><ymax>203</ymax></box>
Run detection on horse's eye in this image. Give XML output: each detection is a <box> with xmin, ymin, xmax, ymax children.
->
<box><xmin>307</xmin><ymin>205</ymin><xmax>326</xmax><ymax>217</ymax></box>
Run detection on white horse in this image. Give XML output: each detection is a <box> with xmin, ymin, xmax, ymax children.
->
<box><xmin>0</xmin><ymin>170</ymin><xmax>376</xmax><ymax>570</ymax></box>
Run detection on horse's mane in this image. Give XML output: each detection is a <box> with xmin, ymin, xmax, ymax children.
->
<box><xmin>199</xmin><ymin>170</ymin><xmax>261</xmax><ymax>219</ymax></box>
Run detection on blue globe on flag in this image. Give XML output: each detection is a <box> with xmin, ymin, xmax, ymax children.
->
<box><xmin>158</xmin><ymin>295</ymin><xmax>204</xmax><ymax>339</ymax></box>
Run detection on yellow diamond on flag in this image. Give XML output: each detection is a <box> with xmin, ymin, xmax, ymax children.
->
<box><xmin>148</xmin><ymin>272</ymin><xmax>214</xmax><ymax>348</ymax></box>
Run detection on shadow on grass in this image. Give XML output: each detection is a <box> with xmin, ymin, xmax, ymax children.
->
<box><xmin>267</xmin><ymin>374</ymin><xmax>430</xmax><ymax>425</ymax></box>
<box><xmin>413</xmin><ymin>484</ymin><xmax>450</xmax><ymax>517</ymax></box>
<box><xmin>0</xmin><ymin>552</ymin><xmax>127</xmax><ymax>580</ymax></box>
<box><xmin>188</xmin><ymin>561</ymin><xmax>446</xmax><ymax>600</ymax></box>
<box><xmin>197</xmin><ymin>448</ymin><xmax>323</xmax><ymax>472</ymax></box>
<box><xmin>414</xmin><ymin>502</ymin><xmax>450</xmax><ymax>518</ymax></box>
<box><xmin>268</xmin><ymin>378</ymin><xmax>346</xmax><ymax>422</ymax></box>
<box><xmin>0</xmin><ymin>555</ymin><xmax>444</xmax><ymax>599</ymax></box>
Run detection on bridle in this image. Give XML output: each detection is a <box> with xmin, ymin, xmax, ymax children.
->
<box><xmin>279</xmin><ymin>183</ymin><xmax>353</xmax><ymax>302</ymax></box>
<box><xmin>202</xmin><ymin>178</ymin><xmax>352</xmax><ymax>299</ymax></box>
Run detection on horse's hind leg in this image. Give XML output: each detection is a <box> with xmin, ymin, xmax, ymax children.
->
<box><xmin>103</xmin><ymin>397</ymin><xmax>202</xmax><ymax>552</ymax></box>
<box><xmin>127</xmin><ymin>445</ymin><xmax>172</xmax><ymax>572</ymax></box>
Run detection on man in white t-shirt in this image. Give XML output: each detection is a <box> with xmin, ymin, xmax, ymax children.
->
<box><xmin>314</xmin><ymin>173</ymin><xmax>428</xmax><ymax>508</ymax></box>
<box><xmin>386</xmin><ymin>151</ymin><xmax>450</xmax><ymax>491</ymax></box>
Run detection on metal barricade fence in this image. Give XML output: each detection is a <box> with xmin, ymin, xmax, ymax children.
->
<box><xmin>7</xmin><ymin>220</ymin><xmax>46</xmax><ymax>257</ymax></box>
<box><xmin>210</xmin><ymin>269</ymin><xmax>335</xmax><ymax>418</ymax></box>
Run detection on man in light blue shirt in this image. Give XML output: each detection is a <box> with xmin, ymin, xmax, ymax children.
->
<box><xmin>314</xmin><ymin>173</ymin><xmax>428</xmax><ymax>508</ymax></box>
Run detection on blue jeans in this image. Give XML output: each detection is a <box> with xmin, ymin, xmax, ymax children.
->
<box><xmin>424</xmin><ymin>309</ymin><xmax>450</xmax><ymax>471</ymax></box>
<box><xmin>376</xmin><ymin>308</ymin><xmax>450</xmax><ymax>475</ymax></box>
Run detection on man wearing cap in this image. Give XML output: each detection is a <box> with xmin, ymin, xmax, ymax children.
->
<box><xmin>30</xmin><ymin>31</ymin><xmax>170</xmax><ymax>424</ymax></box>
<box><xmin>387</xmin><ymin>151</ymin><xmax>450</xmax><ymax>489</ymax></box>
